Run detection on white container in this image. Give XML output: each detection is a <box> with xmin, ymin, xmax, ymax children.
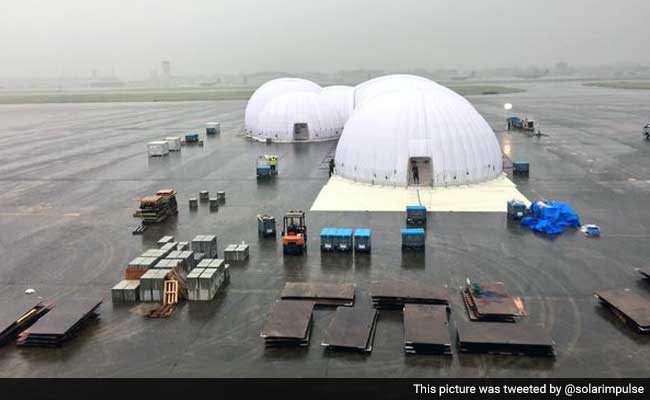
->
<box><xmin>165</xmin><ymin>137</ymin><xmax>181</xmax><ymax>151</ymax></box>
<box><xmin>147</xmin><ymin>141</ymin><xmax>169</xmax><ymax>157</ymax></box>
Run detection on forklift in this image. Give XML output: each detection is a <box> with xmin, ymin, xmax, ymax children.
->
<box><xmin>282</xmin><ymin>210</ymin><xmax>307</xmax><ymax>255</ymax></box>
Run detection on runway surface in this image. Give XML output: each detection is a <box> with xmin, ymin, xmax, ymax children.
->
<box><xmin>1</xmin><ymin>81</ymin><xmax>650</xmax><ymax>377</ymax></box>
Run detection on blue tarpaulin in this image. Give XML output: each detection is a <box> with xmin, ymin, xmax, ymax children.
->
<box><xmin>520</xmin><ymin>201</ymin><xmax>581</xmax><ymax>235</ymax></box>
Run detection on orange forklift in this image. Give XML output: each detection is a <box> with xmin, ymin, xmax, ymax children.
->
<box><xmin>282</xmin><ymin>210</ymin><xmax>307</xmax><ymax>255</ymax></box>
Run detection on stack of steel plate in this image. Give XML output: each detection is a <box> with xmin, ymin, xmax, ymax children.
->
<box><xmin>369</xmin><ymin>281</ymin><xmax>449</xmax><ymax>309</ymax></box>
<box><xmin>261</xmin><ymin>300</ymin><xmax>314</xmax><ymax>348</ymax></box>
<box><xmin>111</xmin><ymin>280</ymin><xmax>141</xmax><ymax>303</ymax></box>
<box><xmin>280</xmin><ymin>282</ymin><xmax>355</xmax><ymax>307</ymax></box>
<box><xmin>595</xmin><ymin>289</ymin><xmax>650</xmax><ymax>334</ymax></box>
<box><xmin>165</xmin><ymin>250</ymin><xmax>195</xmax><ymax>272</ymax></box>
<box><xmin>157</xmin><ymin>236</ymin><xmax>174</xmax><ymax>247</ymax></box>
<box><xmin>139</xmin><ymin>269</ymin><xmax>171</xmax><ymax>302</ymax></box>
<box><xmin>192</xmin><ymin>235</ymin><xmax>218</xmax><ymax>258</ymax></box>
<box><xmin>16</xmin><ymin>299</ymin><xmax>102</xmax><ymax>347</ymax></box>
<box><xmin>0</xmin><ymin>302</ymin><xmax>52</xmax><ymax>346</ymax></box>
<box><xmin>403</xmin><ymin>304</ymin><xmax>451</xmax><ymax>355</ymax></box>
<box><xmin>125</xmin><ymin>256</ymin><xmax>158</xmax><ymax>280</ymax></box>
<box><xmin>322</xmin><ymin>306</ymin><xmax>378</xmax><ymax>352</ymax></box>
<box><xmin>456</xmin><ymin>320</ymin><xmax>555</xmax><ymax>356</ymax></box>
<box><xmin>462</xmin><ymin>282</ymin><xmax>521</xmax><ymax>322</ymax></box>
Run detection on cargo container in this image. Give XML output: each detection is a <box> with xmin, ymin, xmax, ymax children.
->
<box><xmin>354</xmin><ymin>228</ymin><xmax>372</xmax><ymax>253</ymax></box>
<box><xmin>165</xmin><ymin>137</ymin><xmax>181</xmax><ymax>151</ymax></box>
<box><xmin>147</xmin><ymin>141</ymin><xmax>169</xmax><ymax>157</ymax></box>
<box><xmin>401</xmin><ymin>228</ymin><xmax>425</xmax><ymax>250</ymax></box>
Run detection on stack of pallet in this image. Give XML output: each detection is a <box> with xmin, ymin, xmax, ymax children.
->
<box><xmin>16</xmin><ymin>299</ymin><xmax>102</xmax><ymax>347</ymax></box>
<box><xmin>224</xmin><ymin>244</ymin><xmax>249</xmax><ymax>261</ymax></box>
<box><xmin>462</xmin><ymin>282</ymin><xmax>525</xmax><ymax>322</ymax></box>
<box><xmin>187</xmin><ymin>259</ymin><xmax>229</xmax><ymax>301</ymax></box>
<box><xmin>369</xmin><ymin>281</ymin><xmax>449</xmax><ymax>310</ymax></box>
<box><xmin>191</xmin><ymin>235</ymin><xmax>218</xmax><ymax>258</ymax></box>
<box><xmin>261</xmin><ymin>300</ymin><xmax>314</xmax><ymax>348</ymax></box>
<box><xmin>111</xmin><ymin>280</ymin><xmax>141</xmax><ymax>303</ymax></box>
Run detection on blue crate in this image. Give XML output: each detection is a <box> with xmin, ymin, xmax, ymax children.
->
<box><xmin>185</xmin><ymin>133</ymin><xmax>200</xmax><ymax>142</ymax></box>
<box><xmin>354</xmin><ymin>228</ymin><xmax>372</xmax><ymax>252</ymax></box>
<box><xmin>334</xmin><ymin>228</ymin><xmax>353</xmax><ymax>252</ymax></box>
<box><xmin>320</xmin><ymin>227</ymin><xmax>336</xmax><ymax>251</ymax></box>
<box><xmin>401</xmin><ymin>228</ymin><xmax>425</xmax><ymax>249</ymax></box>
<box><xmin>406</xmin><ymin>205</ymin><xmax>427</xmax><ymax>224</ymax></box>
<box><xmin>512</xmin><ymin>161</ymin><xmax>529</xmax><ymax>175</ymax></box>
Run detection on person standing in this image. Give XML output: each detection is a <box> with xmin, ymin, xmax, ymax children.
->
<box><xmin>329</xmin><ymin>158</ymin><xmax>335</xmax><ymax>177</ymax></box>
<box><xmin>412</xmin><ymin>164</ymin><xmax>419</xmax><ymax>185</ymax></box>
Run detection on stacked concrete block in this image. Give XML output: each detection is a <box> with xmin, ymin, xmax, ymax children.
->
<box><xmin>187</xmin><ymin>268</ymin><xmax>205</xmax><ymax>301</ymax></box>
<box><xmin>154</xmin><ymin>258</ymin><xmax>182</xmax><ymax>270</ymax></box>
<box><xmin>177</xmin><ymin>242</ymin><xmax>189</xmax><ymax>251</ymax></box>
<box><xmin>141</xmin><ymin>249</ymin><xmax>169</xmax><ymax>262</ymax></box>
<box><xmin>191</xmin><ymin>235</ymin><xmax>218</xmax><ymax>258</ymax></box>
<box><xmin>125</xmin><ymin>256</ymin><xmax>158</xmax><ymax>280</ymax></box>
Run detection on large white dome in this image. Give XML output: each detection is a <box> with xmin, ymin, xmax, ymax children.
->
<box><xmin>244</xmin><ymin>78</ymin><xmax>321</xmax><ymax>135</ymax></box>
<box><xmin>252</xmin><ymin>91</ymin><xmax>342</xmax><ymax>142</ymax></box>
<box><xmin>353</xmin><ymin>74</ymin><xmax>447</xmax><ymax>109</ymax></box>
<box><xmin>335</xmin><ymin>89</ymin><xmax>503</xmax><ymax>187</ymax></box>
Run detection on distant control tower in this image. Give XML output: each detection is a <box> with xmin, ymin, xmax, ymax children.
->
<box><xmin>161</xmin><ymin>60</ymin><xmax>171</xmax><ymax>78</ymax></box>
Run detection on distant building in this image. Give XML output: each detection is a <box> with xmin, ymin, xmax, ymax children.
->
<box><xmin>161</xmin><ymin>61</ymin><xmax>171</xmax><ymax>78</ymax></box>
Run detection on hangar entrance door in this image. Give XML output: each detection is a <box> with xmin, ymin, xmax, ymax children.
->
<box><xmin>293</xmin><ymin>123</ymin><xmax>309</xmax><ymax>141</ymax></box>
<box><xmin>408</xmin><ymin>157</ymin><xmax>433</xmax><ymax>186</ymax></box>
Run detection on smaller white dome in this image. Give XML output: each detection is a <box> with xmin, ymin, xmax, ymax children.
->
<box><xmin>253</xmin><ymin>92</ymin><xmax>342</xmax><ymax>142</ymax></box>
<box><xmin>245</xmin><ymin>78</ymin><xmax>321</xmax><ymax>134</ymax></box>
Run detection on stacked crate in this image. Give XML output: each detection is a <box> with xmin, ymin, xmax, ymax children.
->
<box><xmin>224</xmin><ymin>244</ymin><xmax>249</xmax><ymax>261</ymax></box>
<box><xmin>125</xmin><ymin>256</ymin><xmax>158</xmax><ymax>280</ymax></box>
<box><xmin>191</xmin><ymin>235</ymin><xmax>218</xmax><ymax>258</ymax></box>
<box><xmin>139</xmin><ymin>269</ymin><xmax>171</xmax><ymax>302</ymax></box>
<box><xmin>187</xmin><ymin>259</ymin><xmax>229</xmax><ymax>301</ymax></box>
<box><xmin>111</xmin><ymin>280</ymin><xmax>141</xmax><ymax>303</ymax></box>
<box><xmin>157</xmin><ymin>236</ymin><xmax>174</xmax><ymax>246</ymax></box>
<box><xmin>165</xmin><ymin>250</ymin><xmax>195</xmax><ymax>272</ymax></box>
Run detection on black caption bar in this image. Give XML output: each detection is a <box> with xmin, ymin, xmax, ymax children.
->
<box><xmin>0</xmin><ymin>379</ymin><xmax>648</xmax><ymax>400</ymax></box>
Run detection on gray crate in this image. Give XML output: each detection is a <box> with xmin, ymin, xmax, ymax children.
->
<box><xmin>187</xmin><ymin>267</ymin><xmax>206</xmax><ymax>301</ymax></box>
<box><xmin>128</xmin><ymin>256</ymin><xmax>158</xmax><ymax>271</ymax></box>
<box><xmin>236</xmin><ymin>244</ymin><xmax>249</xmax><ymax>261</ymax></box>
<box><xmin>157</xmin><ymin>236</ymin><xmax>175</xmax><ymax>247</ymax></box>
<box><xmin>141</xmin><ymin>249</ymin><xmax>167</xmax><ymax>262</ymax></box>
<box><xmin>111</xmin><ymin>280</ymin><xmax>128</xmax><ymax>303</ymax></box>
<box><xmin>191</xmin><ymin>235</ymin><xmax>218</xmax><ymax>258</ymax></box>
<box><xmin>224</xmin><ymin>244</ymin><xmax>238</xmax><ymax>261</ymax></box>
<box><xmin>123</xmin><ymin>280</ymin><xmax>140</xmax><ymax>302</ymax></box>
<box><xmin>159</xmin><ymin>242</ymin><xmax>178</xmax><ymax>255</ymax></box>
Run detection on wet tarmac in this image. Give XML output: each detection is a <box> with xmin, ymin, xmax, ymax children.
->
<box><xmin>0</xmin><ymin>82</ymin><xmax>650</xmax><ymax>377</ymax></box>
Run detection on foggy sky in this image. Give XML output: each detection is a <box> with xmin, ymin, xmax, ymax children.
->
<box><xmin>1</xmin><ymin>0</ymin><xmax>649</xmax><ymax>79</ymax></box>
